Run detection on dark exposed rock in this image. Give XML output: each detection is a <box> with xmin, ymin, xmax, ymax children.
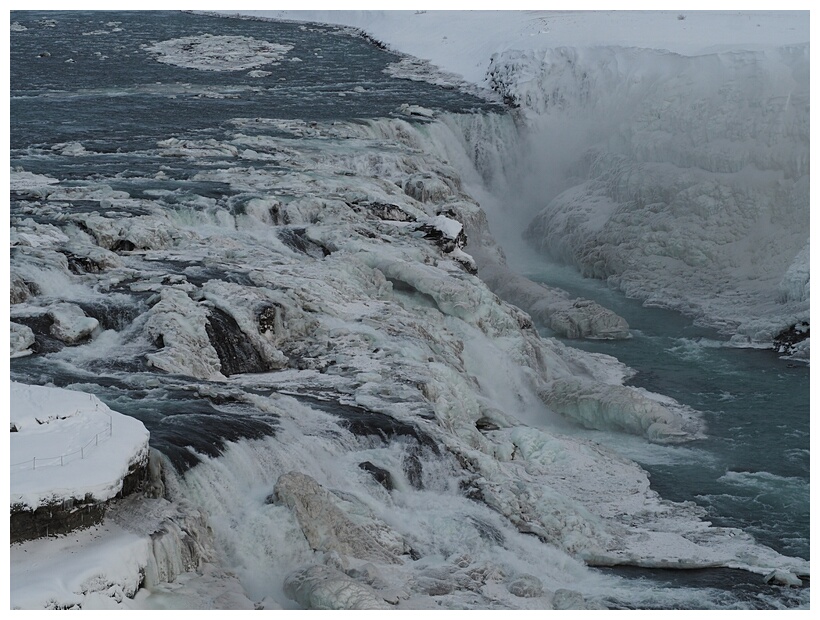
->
<box><xmin>10</xmin><ymin>459</ymin><xmax>149</xmax><ymax>544</ymax></box>
<box><xmin>359</xmin><ymin>461</ymin><xmax>394</xmax><ymax>491</ymax></box>
<box><xmin>773</xmin><ymin>322</ymin><xmax>809</xmax><ymax>356</ymax></box>
<box><xmin>403</xmin><ymin>452</ymin><xmax>424</xmax><ymax>490</ymax></box>
<box><xmin>466</xmin><ymin>515</ymin><xmax>504</xmax><ymax>545</ymax></box>
<box><xmin>459</xmin><ymin>478</ymin><xmax>485</xmax><ymax>503</ymax></box>
<box><xmin>205</xmin><ymin>307</ymin><xmax>269</xmax><ymax>376</ymax></box>
<box><xmin>10</xmin><ymin>498</ymin><xmax>107</xmax><ymax>544</ymax></box>
<box><xmin>13</xmin><ymin>313</ymin><xmax>54</xmax><ymax>337</ymax></box>
<box><xmin>31</xmin><ymin>334</ymin><xmax>66</xmax><ymax>354</ymax></box>
<box><xmin>12</xmin><ymin>314</ymin><xmax>65</xmax><ymax>354</ymax></box>
<box><xmin>277</xmin><ymin>227</ymin><xmax>330</xmax><ymax>258</ymax></box>
<box><xmin>350</xmin><ymin>201</ymin><xmax>416</xmax><ymax>222</ymax></box>
<box><xmin>78</xmin><ymin>299</ymin><xmax>144</xmax><ymax>331</ymax></box>
<box><xmin>475</xmin><ymin>417</ymin><xmax>500</xmax><ymax>432</ymax></box>
<box><xmin>267</xmin><ymin>202</ymin><xmax>287</xmax><ymax>225</ymax></box>
<box><xmin>62</xmin><ymin>252</ymin><xmax>104</xmax><ymax>275</ymax></box>
<box><xmin>112</xmin><ymin>239</ymin><xmax>136</xmax><ymax>252</ymax></box>
<box><xmin>256</xmin><ymin>302</ymin><xmax>285</xmax><ymax>335</ymax></box>
<box><xmin>416</xmin><ymin>223</ymin><xmax>460</xmax><ymax>253</ymax></box>
<box><xmin>151</xmin><ymin>409</ymin><xmax>278</xmax><ymax>473</ymax></box>
<box><xmin>10</xmin><ymin>276</ymin><xmax>41</xmax><ymax>304</ymax></box>
<box><xmin>295</xmin><ymin>395</ymin><xmax>439</xmax><ymax>455</ymax></box>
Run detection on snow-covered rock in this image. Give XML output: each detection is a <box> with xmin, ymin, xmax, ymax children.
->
<box><xmin>507</xmin><ymin>573</ymin><xmax>544</xmax><ymax>598</ymax></box>
<box><xmin>273</xmin><ymin>471</ymin><xmax>403</xmax><ymax>565</ymax></box>
<box><xmin>48</xmin><ymin>302</ymin><xmax>99</xmax><ymax>344</ymax></box>
<box><xmin>10</xmin><ymin>322</ymin><xmax>35</xmax><ymax>357</ymax></box>
<box><xmin>284</xmin><ymin>565</ymin><xmax>391</xmax><ymax>610</ymax></box>
<box><xmin>10</xmin><ymin>382</ymin><xmax>150</xmax><ymax>512</ymax></box>
<box><xmin>143</xmin><ymin>288</ymin><xmax>226</xmax><ymax>381</ymax></box>
<box><xmin>540</xmin><ymin>379</ymin><xmax>696</xmax><ymax>444</ymax></box>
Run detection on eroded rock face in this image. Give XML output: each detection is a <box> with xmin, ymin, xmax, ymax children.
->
<box><xmin>10</xmin><ymin>460</ymin><xmax>148</xmax><ymax>544</ymax></box>
<box><xmin>205</xmin><ymin>307</ymin><xmax>270</xmax><ymax>376</ymax></box>
<box><xmin>273</xmin><ymin>471</ymin><xmax>403</xmax><ymax>565</ymax></box>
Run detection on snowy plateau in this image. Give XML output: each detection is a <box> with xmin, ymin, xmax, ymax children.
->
<box><xmin>7</xmin><ymin>9</ymin><xmax>810</xmax><ymax>611</ymax></box>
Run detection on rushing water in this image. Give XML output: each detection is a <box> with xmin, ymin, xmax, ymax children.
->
<box><xmin>10</xmin><ymin>7</ymin><xmax>497</xmax><ymax>496</ymax></box>
<box><xmin>522</xmin><ymin>259</ymin><xmax>810</xmax><ymax>606</ymax></box>
<box><xmin>10</xmin><ymin>10</ymin><xmax>809</xmax><ymax>610</ymax></box>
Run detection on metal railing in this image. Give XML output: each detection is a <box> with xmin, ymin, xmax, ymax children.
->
<box><xmin>10</xmin><ymin>411</ymin><xmax>113</xmax><ymax>470</ymax></box>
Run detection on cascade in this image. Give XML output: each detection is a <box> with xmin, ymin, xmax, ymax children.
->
<box><xmin>9</xmin><ymin>12</ymin><xmax>809</xmax><ymax>610</ymax></box>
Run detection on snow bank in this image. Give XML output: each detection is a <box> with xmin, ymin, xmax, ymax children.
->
<box><xmin>10</xmin><ymin>382</ymin><xmax>150</xmax><ymax>510</ymax></box>
<box><xmin>10</xmin><ymin>494</ymin><xmax>253</xmax><ymax>610</ymax></box>
<box><xmin>226</xmin><ymin>11</ymin><xmax>809</xmax><ymax>84</ymax></box>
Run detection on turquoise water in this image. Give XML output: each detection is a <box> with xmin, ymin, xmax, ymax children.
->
<box><xmin>525</xmin><ymin>261</ymin><xmax>810</xmax><ymax>563</ymax></box>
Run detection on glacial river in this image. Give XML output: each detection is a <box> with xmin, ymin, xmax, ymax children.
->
<box><xmin>526</xmin><ymin>259</ymin><xmax>809</xmax><ymax>608</ymax></box>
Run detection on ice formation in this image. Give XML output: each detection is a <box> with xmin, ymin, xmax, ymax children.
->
<box><xmin>10</xmin><ymin>111</ymin><xmax>808</xmax><ymax>608</ymax></box>
<box><xmin>10</xmin><ymin>10</ymin><xmax>810</xmax><ymax>610</ymax></box>
<box><xmin>144</xmin><ymin>35</ymin><xmax>293</xmax><ymax>72</ymax></box>
<box><xmin>499</xmin><ymin>46</ymin><xmax>810</xmax><ymax>351</ymax></box>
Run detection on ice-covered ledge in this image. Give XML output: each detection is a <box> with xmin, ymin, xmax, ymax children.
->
<box><xmin>10</xmin><ymin>382</ymin><xmax>150</xmax><ymax>542</ymax></box>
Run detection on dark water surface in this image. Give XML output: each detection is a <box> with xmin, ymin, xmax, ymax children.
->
<box><xmin>11</xmin><ymin>11</ymin><xmax>495</xmax><ymax>152</ymax></box>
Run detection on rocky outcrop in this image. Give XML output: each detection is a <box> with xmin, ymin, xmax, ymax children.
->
<box><xmin>10</xmin><ymin>459</ymin><xmax>149</xmax><ymax>544</ymax></box>
<box><xmin>284</xmin><ymin>565</ymin><xmax>392</xmax><ymax>610</ymax></box>
<box><xmin>273</xmin><ymin>471</ymin><xmax>404</xmax><ymax>565</ymax></box>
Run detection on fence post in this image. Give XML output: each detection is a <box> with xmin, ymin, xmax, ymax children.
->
<box><xmin>21</xmin><ymin>421</ymin><xmax>112</xmax><ymax>471</ymax></box>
